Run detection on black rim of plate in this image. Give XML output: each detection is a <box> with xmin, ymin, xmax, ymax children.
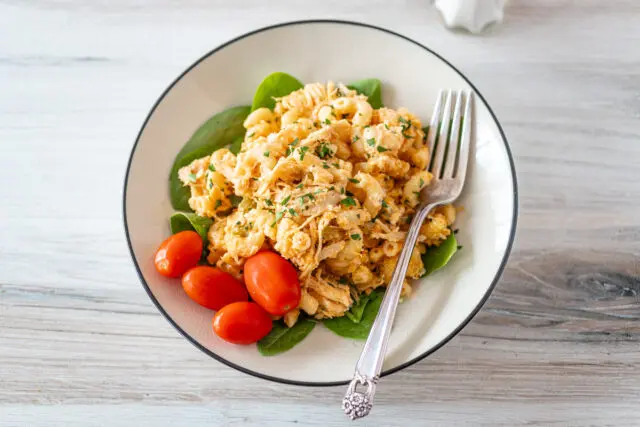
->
<box><xmin>123</xmin><ymin>19</ymin><xmax>519</xmax><ymax>387</ymax></box>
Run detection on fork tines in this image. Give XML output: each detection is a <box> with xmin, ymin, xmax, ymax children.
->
<box><xmin>426</xmin><ymin>90</ymin><xmax>473</xmax><ymax>181</ymax></box>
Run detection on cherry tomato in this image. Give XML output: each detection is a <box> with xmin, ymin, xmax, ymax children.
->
<box><xmin>182</xmin><ymin>266</ymin><xmax>248</xmax><ymax>310</ymax></box>
<box><xmin>154</xmin><ymin>231</ymin><xmax>202</xmax><ymax>278</ymax></box>
<box><xmin>212</xmin><ymin>302</ymin><xmax>272</xmax><ymax>344</ymax></box>
<box><xmin>244</xmin><ymin>251</ymin><xmax>300</xmax><ymax>316</ymax></box>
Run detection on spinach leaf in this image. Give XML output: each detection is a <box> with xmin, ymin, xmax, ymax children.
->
<box><xmin>257</xmin><ymin>318</ymin><xmax>316</xmax><ymax>356</ymax></box>
<box><xmin>169</xmin><ymin>105</ymin><xmax>250</xmax><ymax>211</ymax></box>
<box><xmin>252</xmin><ymin>72</ymin><xmax>304</xmax><ymax>111</ymax></box>
<box><xmin>423</xmin><ymin>125</ymin><xmax>431</xmax><ymax>145</ymax></box>
<box><xmin>347</xmin><ymin>78</ymin><xmax>383</xmax><ymax>109</ymax></box>
<box><xmin>421</xmin><ymin>233</ymin><xmax>458</xmax><ymax>277</ymax></box>
<box><xmin>344</xmin><ymin>292</ymin><xmax>374</xmax><ymax>323</ymax></box>
<box><xmin>169</xmin><ymin>212</ymin><xmax>212</xmax><ymax>241</ymax></box>
<box><xmin>323</xmin><ymin>289</ymin><xmax>384</xmax><ymax>340</ymax></box>
<box><xmin>228</xmin><ymin>135</ymin><xmax>244</xmax><ymax>155</ymax></box>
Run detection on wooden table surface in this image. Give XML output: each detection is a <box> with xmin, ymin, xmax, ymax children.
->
<box><xmin>1</xmin><ymin>1</ymin><xmax>639</xmax><ymax>426</ymax></box>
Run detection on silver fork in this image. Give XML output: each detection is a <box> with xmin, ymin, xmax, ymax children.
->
<box><xmin>342</xmin><ymin>90</ymin><xmax>474</xmax><ymax>420</ymax></box>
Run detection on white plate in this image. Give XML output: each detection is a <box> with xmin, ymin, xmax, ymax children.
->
<box><xmin>123</xmin><ymin>20</ymin><xmax>517</xmax><ymax>386</ymax></box>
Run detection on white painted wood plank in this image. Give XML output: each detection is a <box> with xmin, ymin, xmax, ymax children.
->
<box><xmin>2</xmin><ymin>403</ymin><xmax>640</xmax><ymax>427</ymax></box>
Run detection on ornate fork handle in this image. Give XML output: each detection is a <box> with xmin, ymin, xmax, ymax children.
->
<box><xmin>343</xmin><ymin>202</ymin><xmax>436</xmax><ymax>420</ymax></box>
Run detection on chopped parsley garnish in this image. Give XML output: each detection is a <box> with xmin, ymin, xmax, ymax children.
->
<box><xmin>353</xmin><ymin>135</ymin><xmax>360</xmax><ymax>142</ymax></box>
<box><xmin>350</xmin><ymin>233</ymin><xmax>362</xmax><ymax>240</ymax></box>
<box><xmin>281</xmin><ymin>195</ymin><xmax>291</xmax><ymax>206</ymax></box>
<box><xmin>263</xmin><ymin>151</ymin><xmax>270</xmax><ymax>157</ymax></box>
<box><xmin>340</xmin><ymin>197</ymin><xmax>356</xmax><ymax>207</ymax></box>
<box><xmin>271</xmin><ymin>211</ymin><xmax>284</xmax><ymax>227</ymax></box>
<box><xmin>384</xmin><ymin>123</ymin><xmax>389</xmax><ymax>130</ymax></box>
<box><xmin>299</xmin><ymin>193</ymin><xmax>316</xmax><ymax>205</ymax></box>
<box><xmin>381</xmin><ymin>200</ymin><xmax>389</xmax><ymax>208</ymax></box>
<box><xmin>322</xmin><ymin>162</ymin><xmax>330</xmax><ymax>169</ymax></box>
<box><xmin>247</xmin><ymin>131</ymin><xmax>255</xmax><ymax>137</ymax></box>
<box><xmin>329</xmin><ymin>186</ymin><xmax>335</xmax><ymax>191</ymax></box>
<box><xmin>286</xmin><ymin>140</ymin><xmax>300</xmax><ymax>157</ymax></box>
<box><xmin>214</xmin><ymin>199</ymin><xmax>222</xmax><ymax>209</ymax></box>
<box><xmin>419</xmin><ymin>178</ymin><xmax>425</xmax><ymax>187</ymax></box>
<box><xmin>298</xmin><ymin>146</ymin><xmax>309</xmax><ymax>160</ymax></box>
<box><xmin>265</xmin><ymin>199</ymin><xmax>273</xmax><ymax>207</ymax></box>
<box><xmin>366</xmin><ymin>138</ymin><xmax>376</xmax><ymax>147</ymax></box>
<box><xmin>340</xmin><ymin>187</ymin><xmax>345</xmax><ymax>194</ymax></box>
<box><xmin>296</xmin><ymin>183</ymin><xmax>304</xmax><ymax>189</ymax></box>
<box><xmin>376</xmin><ymin>146</ymin><xmax>390</xmax><ymax>153</ymax></box>
<box><xmin>399</xmin><ymin>117</ymin><xmax>413</xmax><ymax>138</ymax></box>
<box><xmin>207</xmin><ymin>180</ymin><xmax>213</xmax><ymax>190</ymax></box>
<box><xmin>187</xmin><ymin>173</ymin><xmax>197</xmax><ymax>182</ymax></box>
<box><xmin>316</xmin><ymin>142</ymin><xmax>333</xmax><ymax>159</ymax></box>
<box><xmin>323</xmin><ymin>118</ymin><xmax>331</xmax><ymax>125</ymax></box>
<box><xmin>288</xmin><ymin>208</ymin><xmax>297</xmax><ymax>216</ymax></box>
<box><xmin>348</xmin><ymin>178</ymin><xmax>360</xmax><ymax>184</ymax></box>
<box><xmin>208</xmin><ymin>164</ymin><xmax>216</xmax><ymax>172</ymax></box>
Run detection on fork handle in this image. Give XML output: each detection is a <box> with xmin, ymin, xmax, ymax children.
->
<box><xmin>342</xmin><ymin>202</ymin><xmax>437</xmax><ymax>420</ymax></box>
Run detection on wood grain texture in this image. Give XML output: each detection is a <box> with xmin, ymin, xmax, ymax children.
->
<box><xmin>1</xmin><ymin>0</ymin><xmax>639</xmax><ymax>425</ymax></box>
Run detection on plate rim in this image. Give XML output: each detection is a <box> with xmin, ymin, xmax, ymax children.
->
<box><xmin>122</xmin><ymin>19</ymin><xmax>519</xmax><ymax>387</ymax></box>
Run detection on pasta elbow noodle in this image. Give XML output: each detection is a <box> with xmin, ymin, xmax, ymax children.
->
<box><xmin>352</xmin><ymin>100</ymin><xmax>373</xmax><ymax>126</ymax></box>
<box><xmin>244</xmin><ymin>107</ymin><xmax>275</xmax><ymax>128</ymax></box>
<box><xmin>382</xmin><ymin>241</ymin><xmax>402</xmax><ymax>257</ymax></box>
